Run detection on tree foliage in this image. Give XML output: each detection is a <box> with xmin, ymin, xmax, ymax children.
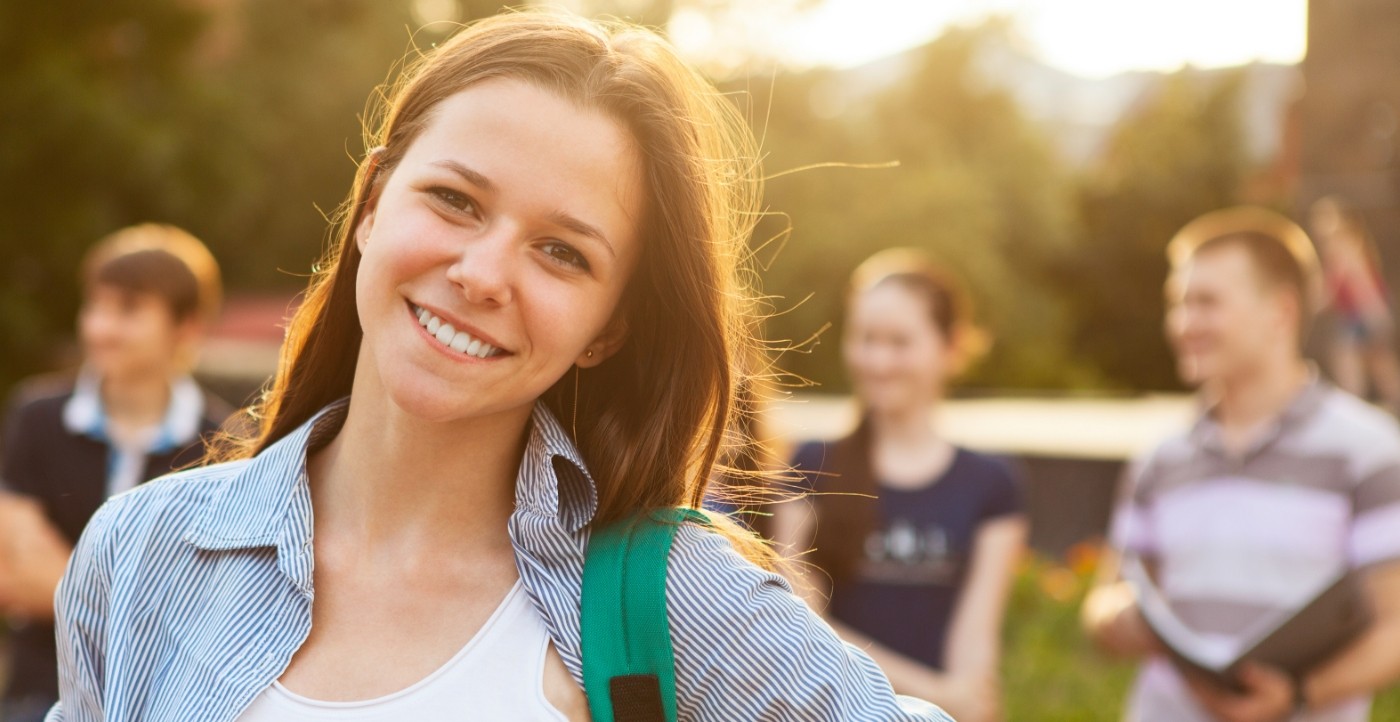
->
<box><xmin>1053</xmin><ymin>70</ymin><xmax>1251</xmax><ymax>390</ymax></box>
<box><xmin>0</xmin><ymin>3</ymin><xmax>1263</xmax><ymax>398</ymax></box>
<box><xmin>744</xmin><ymin>23</ymin><xmax>1086</xmax><ymax>392</ymax></box>
<box><xmin>0</xmin><ymin>0</ymin><xmax>219</xmax><ymax>388</ymax></box>
<box><xmin>0</xmin><ymin>0</ymin><xmax>515</xmax><ymax>395</ymax></box>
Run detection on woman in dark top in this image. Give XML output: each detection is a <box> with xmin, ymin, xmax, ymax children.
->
<box><xmin>775</xmin><ymin>248</ymin><xmax>1028</xmax><ymax>722</ymax></box>
<box><xmin>0</xmin><ymin>224</ymin><xmax>229</xmax><ymax>722</ymax></box>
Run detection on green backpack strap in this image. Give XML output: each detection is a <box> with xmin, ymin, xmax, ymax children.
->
<box><xmin>581</xmin><ymin>507</ymin><xmax>710</xmax><ymax>722</ymax></box>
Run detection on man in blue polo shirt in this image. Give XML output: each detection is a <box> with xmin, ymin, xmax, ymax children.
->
<box><xmin>0</xmin><ymin>224</ymin><xmax>230</xmax><ymax>722</ymax></box>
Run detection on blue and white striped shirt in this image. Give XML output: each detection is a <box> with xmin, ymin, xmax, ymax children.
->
<box><xmin>47</xmin><ymin>399</ymin><xmax>951</xmax><ymax>721</ymax></box>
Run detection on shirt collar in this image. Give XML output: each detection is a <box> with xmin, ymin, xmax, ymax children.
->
<box><xmin>519</xmin><ymin>401</ymin><xmax>599</xmax><ymax>533</ymax></box>
<box><xmin>185</xmin><ymin>400</ymin><xmax>342</xmax><ymax>550</ymax></box>
<box><xmin>184</xmin><ymin>399</ymin><xmax>347</xmax><ymax>595</ymax></box>
<box><xmin>1189</xmin><ymin>366</ymin><xmax>1328</xmax><ymax>457</ymax></box>
<box><xmin>185</xmin><ymin>398</ymin><xmax>599</xmax><ymax>559</ymax></box>
<box><xmin>62</xmin><ymin>367</ymin><xmax>207</xmax><ymax>452</ymax></box>
<box><xmin>61</xmin><ymin>370</ymin><xmax>103</xmax><ymax>437</ymax></box>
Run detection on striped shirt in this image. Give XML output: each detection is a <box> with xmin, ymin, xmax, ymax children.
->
<box><xmin>1110</xmin><ymin>378</ymin><xmax>1400</xmax><ymax>722</ymax></box>
<box><xmin>46</xmin><ymin>399</ymin><xmax>950</xmax><ymax>721</ymax></box>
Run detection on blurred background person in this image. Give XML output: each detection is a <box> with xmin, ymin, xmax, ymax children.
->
<box><xmin>1082</xmin><ymin>207</ymin><xmax>1400</xmax><ymax>722</ymax></box>
<box><xmin>0</xmin><ymin>223</ymin><xmax>230</xmax><ymax>722</ymax></box>
<box><xmin>773</xmin><ymin>248</ymin><xmax>1028</xmax><ymax>722</ymax></box>
<box><xmin>1309</xmin><ymin>196</ymin><xmax>1400</xmax><ymax>414</ymax></box>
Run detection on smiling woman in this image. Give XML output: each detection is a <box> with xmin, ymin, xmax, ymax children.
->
<box><xmin>349</xmin><ymin>80</ymin><xmax>645</xmax><ymax>428</ymax></box>
<box><xmin>45</xmin><ymin>9</ymin><xmax>952</xmax><ymax>722</ymax></box>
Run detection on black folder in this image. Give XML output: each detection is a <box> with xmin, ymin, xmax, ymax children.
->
<box><xmin>1123</xmin><ymin>556</ymin><xmax>1372</xmax><ymax>692</ymax></box>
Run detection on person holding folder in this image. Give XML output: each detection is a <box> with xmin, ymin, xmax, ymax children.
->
<box><xmin>1082</xmin><ymin>207</ymin><xmax>1400</xmax><ymax>722</ymax></box>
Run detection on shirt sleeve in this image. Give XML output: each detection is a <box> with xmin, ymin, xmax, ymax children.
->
<box><xmin>666</xmin><ymin>521</ymin><xmax>954</xmax><ymax>721</ymax></box>
<box><xmin>980</xmin><ymin>455</ymin><xmax>1027</xmax><ymax>521</ymax></box>
<box><xmin>1349</xmin><ymin>460</ymin><xmax>1400</xmax><ymax>569</ymax></box>
<box><xmin>47</xmin><ymin>497</ymin><xmax>120</xmax><ymax>721</ymax></box>
<box><xmin>1107</xmin><ymin>453</ymin><xmax>1157</xmax><ymax>559</ymax></box>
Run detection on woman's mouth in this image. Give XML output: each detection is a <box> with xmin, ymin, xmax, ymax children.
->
<box><xmin>409</xmin><ymin>303</ymin><xmax>507</xmax><ymax>359</ymax></box>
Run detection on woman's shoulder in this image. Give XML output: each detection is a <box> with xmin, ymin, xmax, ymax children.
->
<box><xmin>948</xmin><ymin>447</ymin><xmax>1026</xmax><ymax>516</ymax></box>
<box><xmin>788</xmin><ymin>432</ymin><xmax>863</xmax><ymax>473</ymax></box>
<box><xmin>665</xmin><ymin>515</ymin><xmax>792</xmax><ymax>611</ymax></box>
<box><xmin>950</xmin><ymin>446</ymin><xmax>1021</xmax><ymax>481</ymax></box>
<box><xmin>788</xmin><ymin>438</ymin><xmax>829</xmax><ymax>469</ymax></box>
<box><xmin>660</xmin><ymin>517</ymin><xmax>952</xmax><ymax>719</ymax></box>
<box><xmin>85</xmin><ymin>458</ymin><xmax>254</xmax><ymax>549</ymax></box>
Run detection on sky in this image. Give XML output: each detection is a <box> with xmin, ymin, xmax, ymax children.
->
<box><xmin>667</xmin><ymin>0</ymin><xmax>1309</xmax><ymax>78</ymax></box>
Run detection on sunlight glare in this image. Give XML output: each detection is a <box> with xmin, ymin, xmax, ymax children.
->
<box><xmin>762</xmin><ymin>0</ymin><xmax>1307</xmax><ymax>77</ymax></box>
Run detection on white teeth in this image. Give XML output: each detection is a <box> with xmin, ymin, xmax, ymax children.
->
<box><xmin>412</xmin><ymin>304</ymin><xmax>501</xmax><ymax>359</ymax></box>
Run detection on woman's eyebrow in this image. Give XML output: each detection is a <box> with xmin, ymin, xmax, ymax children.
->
<box><xmin>548</xmin><ymin>211</ymin><xmax>615</xmax><ymax>258</ymax></box>
<box><xmin>431</xmin><ymin>158</ymin><xmax>615</xmax><ymax>258</ymax></box>
<box><xmin>431</xmin><ymin>159</ymin><xmax>496</xmax><ymax>193</ymax></box>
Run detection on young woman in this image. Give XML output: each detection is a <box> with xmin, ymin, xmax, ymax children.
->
<box><xmin>46</xmin><ymin>12</ymin><xmax>951</xmax><ymax>721</ymax></box>
<box><xmin>774</xmin><ymin>249</ymin><xmax>1028</xmax><ymax>722</ymax></box>
<box><xmin>0</xmin><ymin>223</ymin><xmax>229</xmax><ymax>722</ymax></box>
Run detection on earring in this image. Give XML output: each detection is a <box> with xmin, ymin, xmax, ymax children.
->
<box><xmin>586</xmin><ymin>350</ymin><xmax>594</xmax><ymax>359</ymax></box>
<box><xmin>571</xmin><ymin>364</ymin><xmax>581</xmax><ymax>441</ymax></box>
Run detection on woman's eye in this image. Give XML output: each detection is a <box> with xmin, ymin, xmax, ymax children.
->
<box><xmin>542</xmin><ymin>241</ymin><xmax>590</xmax><ymax>271</ymax></box>
<box><xmin>427</xmin><ymin>186</ymin><xmax>475</xmax><ymax>213</ymax></box>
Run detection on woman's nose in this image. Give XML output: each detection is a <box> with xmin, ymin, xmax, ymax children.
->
<box><xmin>445</xmin><ymin>229</ymin><xmax>516</xmax><ymax>307</ymax></box>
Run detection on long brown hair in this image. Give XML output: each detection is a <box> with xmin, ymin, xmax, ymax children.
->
<box><xmin>212</xmin><ymin>11</ymin><xmax>772</xmax><ymax>559</ymax></box>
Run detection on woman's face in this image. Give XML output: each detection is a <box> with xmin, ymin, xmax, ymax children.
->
<box><xmin>353</xmin><ymin>78</ymin><xmax>645</xmax><ymax>423</ymax></box>
<box><xmin>842</xmin><ymin>282</ymin><xmax>951</xmax><ymax>415</ymax></box>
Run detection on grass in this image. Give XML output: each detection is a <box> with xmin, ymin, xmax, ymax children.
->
<box><xmin>1003</xmin><ymin>550</ymin><xmax>1135</xmax><ymax>720</ymax></box>
<box><xmin>1003</xmin><ymin>548</ymin><xmax>1400</xmax><ymax>720</ymax></box>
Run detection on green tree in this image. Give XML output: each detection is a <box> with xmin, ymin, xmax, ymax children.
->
<box><xmin>745</xmin><ymin>22</ymin><xmax>1085</xmax><ymax>393</ymax></box>
<box><xmin>0</xmin><ymin>0</ymin><xmax>518</xmax><ymax>397</ymax></box>
<box><xmin>0</xmin><ymin>0</ymin><xmax>233</xmax><ymax>393</ymax></box>
<box><xmin>205</xmin><ymin>0</ymin><xmax>523</xmax><ymax>289</ymax></box>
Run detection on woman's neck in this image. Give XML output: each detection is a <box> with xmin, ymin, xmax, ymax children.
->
<box><xmin>867</xmin><ymin>402</ymin><xmax>954</xmax><ymax>490</ymax></box>
<box><xmin>307</xmin><ymin>387</ymin><xmax>531</xmax><ymax>561</ymax></box>
<box><xmin>868</xmin><ymin>402</ymin><xmax>941</xmax><ymax>447</ymax></box>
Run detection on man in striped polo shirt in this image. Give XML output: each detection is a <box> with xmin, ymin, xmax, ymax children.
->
<box><xmin>1083</xmin><ymin>207</ymin><xmax>1400</xmax><ymax>722</ymax></box>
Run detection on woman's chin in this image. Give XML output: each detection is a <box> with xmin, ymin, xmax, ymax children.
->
<box><xmin>863</xmin><ymin>400</ymin><xmax>920</xmax><ymax>419</ymax></box>
<box><xmin>371</xmin><ymin>376</ymin><xmax>476</xmax><ymax>423</ymax></box>
<box><xmin>378</xmin><ymin>375</ymin><xmax>538</xmax><ymax>427</ymax></box>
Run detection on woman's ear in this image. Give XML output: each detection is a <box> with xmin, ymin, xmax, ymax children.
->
<box><xmin>576</xmin><ymin>315</ymin><xmax>629</xmax><ymax>368</ymax></box>
<box><xmin>354</xmin><ymin>147</ymin><xmax>388</xmax><ymax>252</ymax></box>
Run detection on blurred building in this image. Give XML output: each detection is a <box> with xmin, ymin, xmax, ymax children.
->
<box><xmin>197</xmin><ymin>293</ymin><xmax>297</xmax><ymax>407</ymax></box>
<box><xmin>1298</xmin><ymin>0</ymin><xmax>1400</xmax><ymax>258</ymax></box>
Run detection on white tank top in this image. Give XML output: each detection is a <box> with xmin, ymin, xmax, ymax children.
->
<box><xmin>236</xmin><ymin>581</ymin><xmax>569</xmax><ymax>721</ymax></box>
